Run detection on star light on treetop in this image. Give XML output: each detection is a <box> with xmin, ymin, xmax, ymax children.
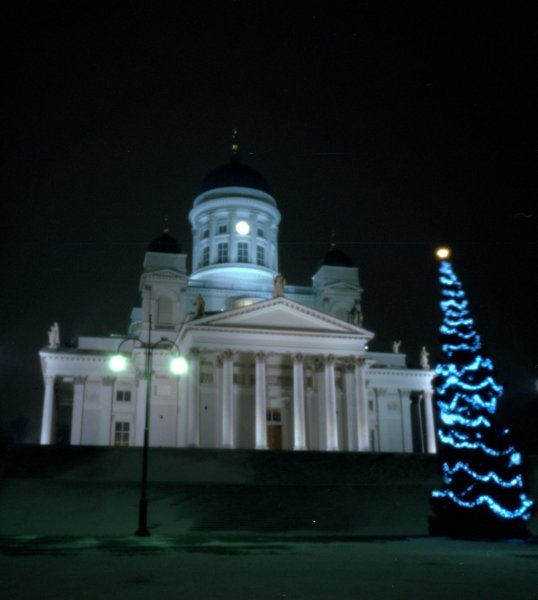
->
<box><xmin>436</xmin><ymin>247</ymin><xmax>451</xmax><ymax>260</ymax></box>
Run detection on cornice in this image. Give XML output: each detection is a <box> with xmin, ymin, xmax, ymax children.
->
<box><xmin>187</xmin><ymin>325</ymin><xmax>367</xmax><ymax>341</ymax></box>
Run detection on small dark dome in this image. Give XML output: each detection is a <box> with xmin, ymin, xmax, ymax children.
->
<box><xmin>147</xmin><ymin>231</ymin><xmax>182</xmax><ymax>254</ymax></box>
<box><xmin>198</xmin><ymin>155</ymin><xmax>272</xmax><ymax>195</ymax></box>
<box><xmin>322</xmin><ymin>245</ymin><xmax>353</xmax><ymax>267</ymax></box>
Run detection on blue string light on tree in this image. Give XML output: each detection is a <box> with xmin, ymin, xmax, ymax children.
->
<box><xmin>429</xmin><ymin>247</ymin><xmax>533</xmax><ymax>539</ymax></box>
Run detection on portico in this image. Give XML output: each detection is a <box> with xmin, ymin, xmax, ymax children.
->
<box><xmin>169</xmin><ymin>296</ymin><xmax>434</xmax><ymax>453</ymax></box>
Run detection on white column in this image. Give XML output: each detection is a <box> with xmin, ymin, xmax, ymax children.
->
<box><xmin>186</xmin><ymin>349</ymin><xmax>200</xmax><ymax>447</ymax></box>
<box><xmin>135</xmin><ymin>373</ymin><xmax>147</xmax><ymax>447</ymax></box>
<box><xmin>400</xmin><ymin>392</ymin><xmax>413</xmax><ymax>452</ymax></box>
<box><xmin>354</xmin><ymin>358</ymin><xmax>370</xmax><ymax>451</ymax></box>
<box><xmin>70</xmin><ymin>376</ymin><xmax>87</xmax><ymax>445</ymax></box>
<box><xmin>209</xmin><ymin>218</ymin><xmax>217</xmax><ymax>263</ymax></box>
<box><xmin>423</xmin><ymin>390</ymin><xmax>437</xmax><ymax>454</ymax></box>
<box><xmin>192</xmin><ymin>229</ymin><xmax>199</xmax><ymax>271</ymax></box>
<box><xmin>230</xmin><ymin>212</ymin><xmax>237</xmax><ymax>261</ymax></box>
<box><xmin>40</xmin><ymin>375</ymin><xmax>55</xmax><ymax>445</ymax></box>
<box><xmin>292</xmin><ymin>353</ymin><xmax>306</xmax><ymax>450</ymax></box>
<box><xmin>416</xmin><ymin>395</ymin><xmax>425</xmax><ymax>452</ymax></box>
<box><xmin>315</xmin><ymin>360</ymin><xmax>326</xmax><ymax>450</ymax></box>
<box><xmin>220</xmin><ymin>350</ymin><xmax>234</xmax><ymax>448</ymax></box>
<box><xmin>249</xmin><ymin>210</ymin><xmax>256</xmax><ymax>264</ymax></box>
<box><xmin>99</xmin><ymin>377</ymin><xmax>115</xmax><ymax>446</ymax></box>
<box><xmin>344</xmin><ymin>363</ymin><xmax>358</xmax><ymax>451</ymax></box>
<box><xmin>255</xmin><ymin>352</ymin><xmax>267</xmax><ymax>449</ymax></box>
<box><xmin>324</xmin><ymin>355</ymin><xmax>338</xmax><ymax>451</ymax></box>
<box><xmin>177</xmin><ymin>370</ymin><xmax>188</xmax><ymax>447</ymax></box>
<box><xmin>305</xmin><ymin>383</ymin><xmax>314</xmax><ymax>449</ymax></box>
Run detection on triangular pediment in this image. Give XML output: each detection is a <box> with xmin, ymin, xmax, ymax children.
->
<box><xmin>318</xmin><ymin>281</ymin><xmax>361</xmax><ymax>292</ymax></box>
<box><xmin>143</xmin><ymin>268</ymin><xmax>183</xmax><ymax>278</ymax></box>
<box><xmin>188</xmin><ymin>297</ymin><xmax>373</xmax><ymax>337</ymax></box>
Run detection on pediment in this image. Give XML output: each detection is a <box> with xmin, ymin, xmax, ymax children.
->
<box><xmin>189</xmin><ymin>297</ymin><xmax>373</xmax><ymax>337</ymax></box>
<box><xmin>319</xmin><ymin>281</ymin><xmax>361</xmax><ymax>292</ymax></box>
<box><xmin>141</xmin><ymin>268</ymin><xmax>184</xmax><ymax>282</ymax></box>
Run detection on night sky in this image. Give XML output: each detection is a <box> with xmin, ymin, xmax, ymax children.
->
<box><xmin>2</xmin><ymin>2</ymin><xmax>537</xmax><ymax>447</ymax></box>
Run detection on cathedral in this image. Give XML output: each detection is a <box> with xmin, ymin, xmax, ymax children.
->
<box><xmin>39</xmin><ymin>143</ymin><xmax>436</xmax><ymax>454</ymax></box>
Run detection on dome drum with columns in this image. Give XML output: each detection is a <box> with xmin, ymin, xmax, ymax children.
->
<box><xmin>189</xmin><ymin>154</ymin><xmax>281</xmax><ymax>296</ymax></box>
<box><xmin>38</xmin><ymin>140</ymin><xmax>436</xmax><ymax>453</ymax></box>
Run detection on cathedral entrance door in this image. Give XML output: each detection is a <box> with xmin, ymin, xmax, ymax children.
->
<box><xmin>267</xmin><ymin>424</ymin><xmax>282</xmax><ymax>450</ymax></box>
<box><xmin>266</xmin><ymin>408</ymin><xmax>282</xmax><ymax>450</ymax></box>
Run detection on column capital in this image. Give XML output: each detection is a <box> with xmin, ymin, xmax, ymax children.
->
<box><xmin>292</xmin><ymin>352</ymin><xmax>304</xmax><ymax>363</ymax></box>
<box><xmin>44</xmin><ymin>374</ymin><xmax>55</xmax><ymax>385</ymax></box>
<box><xmin>354</xmin><ymin>357</ymin><xmax>367</xmax><ymax>367</ymax></box>
<box><xmin>255</xmin><ymin>351</ymin><xmax>267</xmax><ymax>363</ymax></box>
<box><xmin>316</xmin><ymin>355</ymin><xmax>335</xmax><ymax>369</ymax></box>
<box><xmin>223</xmin><ymin>349</ymin><xmax>234</xmax><ymax>361</ymax></box>
<box><xmin>74</xmin><ymin>375</ymin><xmax>88</xmax><ymax>385</ymax></box>
<box><xmin>102</xmin><ymin>376</ymin><xmax>116</xmax><ymax>386</ymax></box>
<box><xmin>188</xmin><ymin>347</ymin><xmax>201</xmax><ymax>359</ymax></box>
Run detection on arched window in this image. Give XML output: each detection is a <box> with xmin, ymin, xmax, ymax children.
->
<box><xmin>256</xmin><ymin>245</ymin><xmax>265</xmax><ymax>266</ymax></box>
<box><xmin>237</xmin><ymin>242</ymin><xmax>248</xmax><ymax>263</ymax></box>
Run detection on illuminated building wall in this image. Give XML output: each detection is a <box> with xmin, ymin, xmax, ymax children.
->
<box><xmin>39</xmin><ymin>153</ymin><xmax>434</xmax><ymax>453</ymax></box>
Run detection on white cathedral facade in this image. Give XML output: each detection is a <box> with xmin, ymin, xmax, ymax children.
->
<box><xmin>39</xmin><ymin>151</ymin><xmax>436</xmax><ymax>454</ymax></box>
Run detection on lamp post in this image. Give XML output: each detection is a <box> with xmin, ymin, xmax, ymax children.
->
<box><xmin>109</xmin><ymin>315</ymin><xmax>187</xmax><ymax>537</ymax></box>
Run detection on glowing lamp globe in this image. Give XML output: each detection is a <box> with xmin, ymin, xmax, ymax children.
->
<box><xmin>109</xmin><ymin>354</ymin><xmax>128</xmax><ymax>372</ymax></box>
<box><xmin>436</xmin><ymin>247</ymin><xmax>451</xmax><ymax>260</ymax></box>
<box><xmin>170</xmin><ymin>356</ymin><xmax>188</xmax><ymax>376</ymax></box>
<box><xmin>235</xmin><ymin>220</ymin><xmax>250</xmax><ymax>235</ymax></box>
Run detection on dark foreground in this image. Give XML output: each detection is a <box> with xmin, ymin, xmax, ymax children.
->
<box><xmin>1</xmin><ymin>534</ymin><xmax>537</xmax><ymax>599</ymax></box>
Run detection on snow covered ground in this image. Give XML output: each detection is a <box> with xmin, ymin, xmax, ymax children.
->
<box><xmin>1</xmin><ymin>446</ymin><xmax>537</xmax><ymax>598</ymax></box>
<box><xmin>1</xmin><ymin>534</ymin><xmax>537</xmax><ymax>599</ymax></box>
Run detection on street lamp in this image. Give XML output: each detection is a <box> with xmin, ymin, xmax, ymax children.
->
<box><xmin>109</xmin><ymin>315</ymin><xmax>187</xmax><ymax>537</ymax></box>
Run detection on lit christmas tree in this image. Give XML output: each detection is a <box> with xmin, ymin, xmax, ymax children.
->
<box><xmin>430</xmin><ymin>248</ymin><xmax>533</xmax><ymax>538</ymax></box>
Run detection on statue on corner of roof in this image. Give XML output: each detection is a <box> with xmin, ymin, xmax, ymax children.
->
<box><xmin>193</xmin><ymin>294</ymin><xmax>205</xmax><ymax>318</ymax></box>
<box><xmin>420</xmin><ymin>346</ymin><xmax>430</xmax><ymax>369</ymax></box>
<box><xmin>349</xmin><ymin>301</ymin><xmax>363</xmax><ymax>326</ymax></box>
<box><xmin>392</xmin><ymin>340</ymin><xmax>402</xmax><ymax>354</ymax></box>
<box><xmin>48</xmin><ymin>322</ymin><xmax>60</xmax><ymax>349</ymax></box>
<box><xmin>273</xmin><ymin>273</ymin><xmax>286</xmax><ymax>298</ymax></box>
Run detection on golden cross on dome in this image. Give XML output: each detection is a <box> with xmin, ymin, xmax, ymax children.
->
<box><xmin>330</xmin><ymin>230</ymin><xmax>337</xmax><ymax>248</ymax></box>
<box><xmin>231</xmin><ymin>128</ymin><xmax>239</xmax><ymax>154</ymax></box>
